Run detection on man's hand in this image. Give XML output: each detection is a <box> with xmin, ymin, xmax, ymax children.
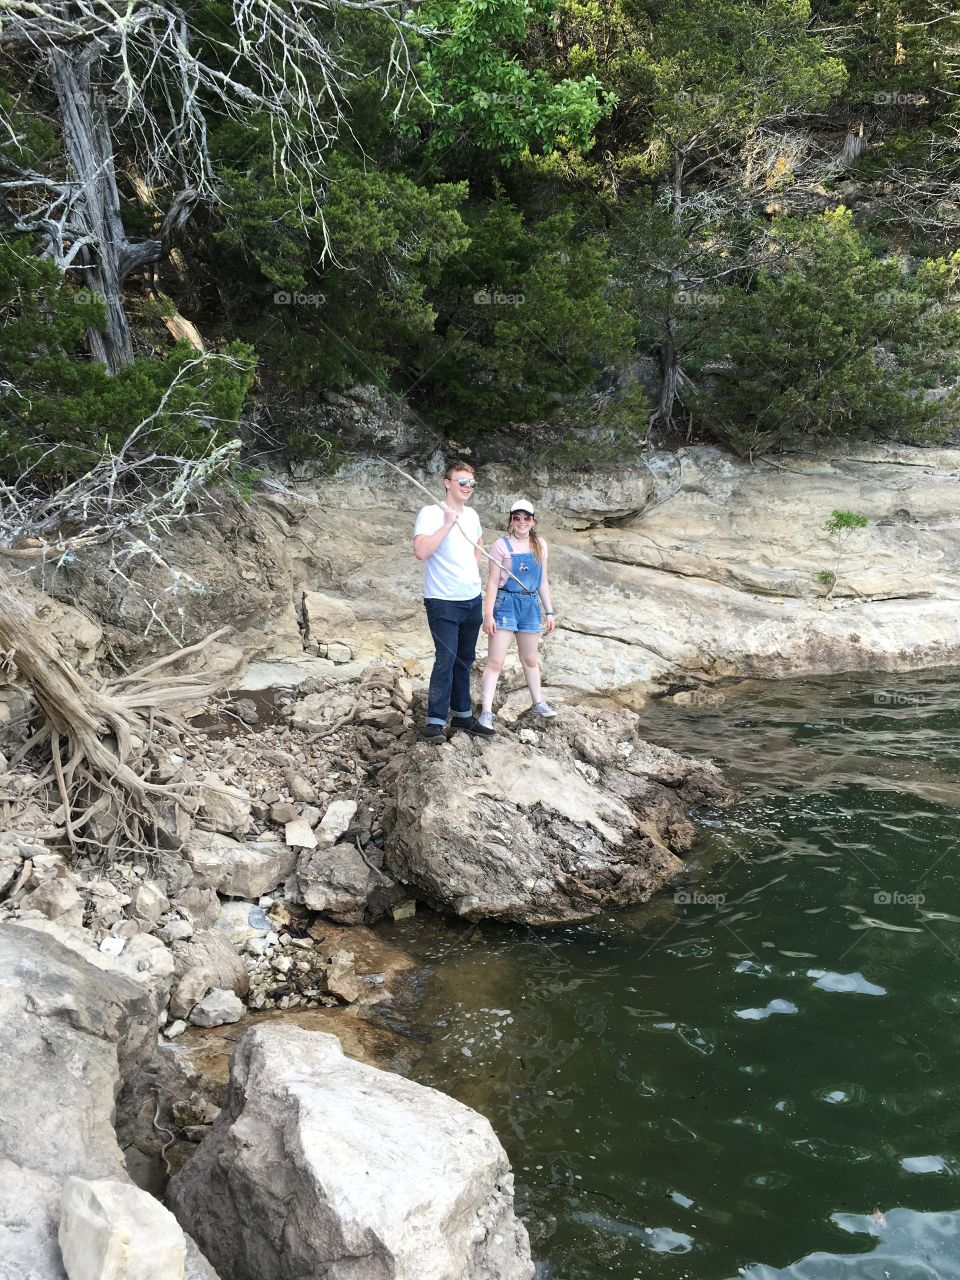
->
<box><xmin>482</xmin><ymin>614</ymin><xmax>497</xmax><ymax>638</ymax></box>
<box><xmin>413</xmin><ymin>503</ymin><xmax>459</xmax><ymax>560</ymax></box>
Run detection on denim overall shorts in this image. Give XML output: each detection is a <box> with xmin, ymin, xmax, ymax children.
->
<box><xmin>493</xmin><ymin>540</ymin><xmax>543</xmax><ymax>633</ymax></box>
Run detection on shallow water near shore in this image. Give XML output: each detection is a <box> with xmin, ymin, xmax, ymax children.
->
<box><xmin>381</xmin><ymin>669</ymin><xmax>960</xmax><ymax>1279</ymax></box>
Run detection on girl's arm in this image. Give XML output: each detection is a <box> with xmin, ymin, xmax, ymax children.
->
<box><xmin>538</xmin><ymin>552</ymin><xmax>555</xmax><ymax>634</ymax></box>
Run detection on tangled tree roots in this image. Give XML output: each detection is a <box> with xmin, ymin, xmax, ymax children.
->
<box><xmin>0</xmin><ymin>582</ymin><xmax>228</xmax><ymax>861</ymax></box>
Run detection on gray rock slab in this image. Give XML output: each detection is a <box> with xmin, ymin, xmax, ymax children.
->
<box><xmin>185</xmin><ymin>831</ymin><xmax>297</xmax><ymax>899</ymax></box>
<box><xmin>167</xmin><ymin>1025</ymin><xmax>534</xmax><ymax>1280</ymax></box>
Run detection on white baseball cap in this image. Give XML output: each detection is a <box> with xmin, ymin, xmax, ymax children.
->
<box><xmin>510</xmin><ymin>498</ymin><xmax>536</xmax><ymax>516</ymax></box>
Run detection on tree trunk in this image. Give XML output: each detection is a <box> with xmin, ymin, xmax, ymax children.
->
<box><xmin>649</xmin><ymin>153</ymin><xmax>685</xmax><ymax>435</ymax></box>
<box><xmin>652</xmin><ymin>315</ymin><xmax>680</xmax><ymax>433</ymax></box>
<box><xmin>839</xmin><ymin>121</ymin><xmax>868</xmax><ymax>169</ymax></box>
<box><xmin>51</xmin><ymin>49</ymin><xmax>138</xmax><ymax>371</ymax></box>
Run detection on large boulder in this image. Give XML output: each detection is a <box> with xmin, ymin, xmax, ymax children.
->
<box><xmin>0</xmin><ymin>1160</ymin><xmax>67</xmax><ymax>1280</ymax></box>
<box><xmin>15</xmin><ymin>918</ymin><xmax>176</xmax><ymax>1009</ymax></box>
<box><xmin>58</xmin><ymin>1176</ymin><xmax>186</xmax><ymax>1280</ymax></box>
<box><xmin>384</xmin><ymin>706</ymin><xmax>732</xmax><ymax>925</ymax></box>
<box><xmin>0</xmin><ymin>925</ymin><xmax>218</xmax><ymax>1279</ymax></box>
<box><xmin>0</xmin><ymin>924</ymin><xmax>156</xmax><ymax>1184</ymax></box>
<box><xmin>167</xmin><ymin>1025</ymin><xmax>534</xmax><ymax>1280</ymax></box>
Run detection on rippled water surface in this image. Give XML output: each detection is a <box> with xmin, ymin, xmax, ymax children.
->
<box><xmin>383</xmin><ymin>671</ymin><xmax>960</xmax><ymax>1279</ymax></box>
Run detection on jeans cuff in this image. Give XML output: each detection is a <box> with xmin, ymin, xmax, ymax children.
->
<box><xmin>426</xmin><ymin>716</ymin><xmax>446</xmax><ymax>726</ymax></box>
<box><xmin>451</xmin><ymin>708</ymin><xmax>472</xmax><ymax>718</ymax></box>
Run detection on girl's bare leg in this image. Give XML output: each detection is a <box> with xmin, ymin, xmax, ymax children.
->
<box><xmin>516</xmin><ymin>630</ymin><xmax>543</xmax><ymax>705</ymax></box>
<box><xmin>481</xmin><ymin>628</ymin><xmax>514</xmax><ymax>713</ymax></box>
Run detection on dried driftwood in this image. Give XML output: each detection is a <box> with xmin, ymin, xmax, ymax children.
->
<box><xmin>0</xmin><ymin>578</ymin><xmax>228</xmax><ymax>860</ymax></box>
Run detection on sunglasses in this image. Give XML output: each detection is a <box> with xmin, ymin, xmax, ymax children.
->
<box><xmin>455</xmin><ymin>478</ymin><xmax>476</xmax><ymax>489</ymax></box>
<box><xmin>512</xmin><ymin>512</ymin><xmax>535</xmax><ymax>521</ymax></box>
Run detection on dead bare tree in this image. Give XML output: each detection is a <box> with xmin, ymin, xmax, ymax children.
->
<box><xmin>0</xmin><ymin>0</ymin><xmax>432</xmax><ymax>371</ymax></box>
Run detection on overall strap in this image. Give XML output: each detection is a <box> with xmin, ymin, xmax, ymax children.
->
<box><xmin>500</xmin><ymin>537</ymin><xmax>539</xmax><ymax>596</ymax></box>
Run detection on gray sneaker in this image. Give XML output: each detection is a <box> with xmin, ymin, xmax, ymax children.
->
<box><xmin>531</xmin><ymin>701</ymin><xmax>557</xmax><ymax>719</ymax></box>
<box><xmin>478</xmin><ymin>711</ymin><xmax>495</xmax><ymax>731</ymax></box>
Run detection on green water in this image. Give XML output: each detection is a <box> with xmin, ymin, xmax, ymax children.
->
<box><xmin>384</xmin><ymin>670</ymin><xmax>960</xmax><ymax>1279</ymax></box>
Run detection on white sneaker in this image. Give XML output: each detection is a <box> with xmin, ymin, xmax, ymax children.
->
<box><xmin>531</xmin><ymin>701</ymin><xmax>557</xmax><ymax>719</ymax></box>
<box><xmin>478</xmin><ymin>710</ymin><xmax>495</xmax><ymax>730</ymax></box>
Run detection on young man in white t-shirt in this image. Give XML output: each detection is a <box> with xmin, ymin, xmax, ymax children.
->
<box><xmin>413</xmin><ymin>461</ymin><xmax>495</xmax><ymax>741</ymax></box>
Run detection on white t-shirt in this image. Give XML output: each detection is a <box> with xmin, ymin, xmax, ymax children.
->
<box><xmin>414</xmin><ymin>504</ymin><xmax>482</xmax><ymax>600</ymax></box>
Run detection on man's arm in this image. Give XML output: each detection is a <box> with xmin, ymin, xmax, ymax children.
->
<box><xmin>413</xmin><ymin>505</ymin><xmax>458</xmax><ymax>561</ymax></box>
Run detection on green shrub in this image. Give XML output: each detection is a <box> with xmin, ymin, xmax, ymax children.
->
<box><xmin>0</xmin><ymin>243</ymin><xmax>255</xmax><ymax>481</ymax></box>
<box><xmin>695</xmin><ymin>208</ymin><xmax>960</xmax><ymax>456</ymax></box>
<box><xmin>411</xmin><ymin>196</ymin><xmax>633</xmax><ymax>430</ymax></box>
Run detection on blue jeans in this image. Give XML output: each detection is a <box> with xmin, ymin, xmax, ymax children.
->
<box><xmin>424</xmin><ymin>595</ymin><xmax>482</xmax><ymax>724</ymax></box>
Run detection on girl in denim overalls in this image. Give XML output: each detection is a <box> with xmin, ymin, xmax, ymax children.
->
<box><xmin>478</xmin><ymin>499</ymin><xmax>557</xmax><ymax>732</ymax></box>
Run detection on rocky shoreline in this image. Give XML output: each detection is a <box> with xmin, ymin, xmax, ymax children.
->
<box><xmin>5</xmin><ymin>435</ymin><xmax>954</xmax><ymax>1277</ymax></box>
<box><xmin>0</xmin><ymin>632</ymin><xmax>731</xmax><ymax>1277</ymax></box>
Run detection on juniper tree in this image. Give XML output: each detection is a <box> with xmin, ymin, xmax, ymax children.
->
<box><xmin>0</xmin><ymin>0</ymin><xmax>431</xmax><ymax>371</ymax></box>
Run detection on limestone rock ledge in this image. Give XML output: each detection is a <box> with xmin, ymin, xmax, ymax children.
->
<box><xmin>383</xmin><ymin>704</ymin><xmax>733</xmax><ymax>925</ymax></box>
<box><xmin>168</xmin><ymin>1024</ymin><xmax>535</xmax><ymax>1280</ymax></box>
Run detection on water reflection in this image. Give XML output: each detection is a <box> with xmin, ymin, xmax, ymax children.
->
<box><xmin>740</xmin><ymin>1207</ymin><xmax>960</xmax><ymax>1279</ymax></box>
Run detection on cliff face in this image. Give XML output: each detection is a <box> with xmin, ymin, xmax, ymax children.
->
<box><xmin>26</xmin><ymin>440</ymin><xmax>960</xmax><ymax>703</ymax></box>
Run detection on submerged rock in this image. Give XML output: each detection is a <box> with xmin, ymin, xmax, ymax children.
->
<box><xmin>167</xmin><ymin>1025</ymin><xmax>534</xmax><ymax>1280</ymax></box>
<box><xmin>384</xmin><ymin>705</ymin><xmax>732</xmax><ymax>925</ymax></box>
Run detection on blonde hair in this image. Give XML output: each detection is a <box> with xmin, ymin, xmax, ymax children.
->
<box><xmin>506</xmin><ymin>512</ymin><xmax>544</xmax><ymax>563</ymax></box>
